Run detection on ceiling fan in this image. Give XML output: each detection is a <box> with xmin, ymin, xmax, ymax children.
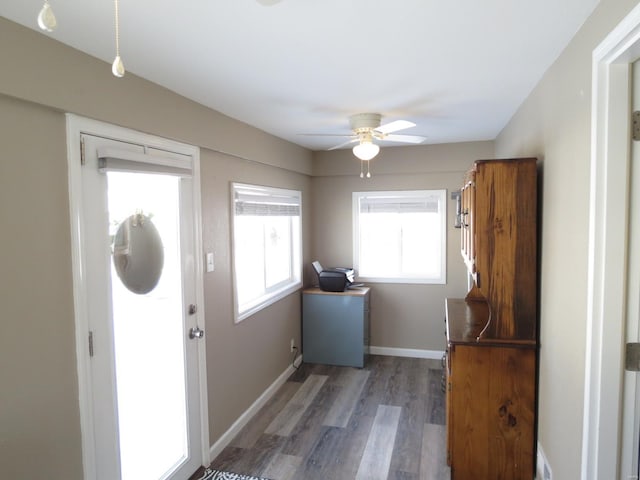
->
<box><xmin>305</xmin><ymin>113</ymin><xmax>426</xmax><ymax>178</ymax></box>
<box><xmin>316</xmin><ymin>113</ymin><xmax>426</xmax><ymax>160</ymax></box>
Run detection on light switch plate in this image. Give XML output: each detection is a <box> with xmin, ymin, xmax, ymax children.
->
<box><xmin>206</xmin><ymin>252</ymin><xmax>215</xmax><ymax>272</ymax></box>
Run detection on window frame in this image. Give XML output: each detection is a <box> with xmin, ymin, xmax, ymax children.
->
<box><xmin>352</xmin><ymin>189</ymin><xmax>447</xmax><ymax>284</ymax></box>
<box><xmin>231</xmin><ymin>182</ymin><xmax>303</xmax><ymax>323</ymax></box>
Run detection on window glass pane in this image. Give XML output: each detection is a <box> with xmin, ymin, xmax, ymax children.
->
<box><xmin>232</xmin><ymin>183</ymin><xmax>302</xmax><ymax>321</ymax></box>
<box><xmin>234</xmin><ymin>216</ymin><xmax>265</xmax><ymax>307</ymax></box>
<box><xmin>360</xmin><ymin>212</ymin><xmax>400</xmax><ymax>277</ymax></box>
<box><xmin>401</xmin><ymin>212</ymin><xmax>440</xmax><ymax>277</ymax></box>
<box><xmin>354</xmin><ymin>190</ymin><xmax>446</xmax><ymax>284</ymax></box>
<box><xmin>107</xmin><ymin>172</ymin><xmax>188</xmax><ymax>479</ymax></box>
<box><xmin>264</xmin><ymin>216</ymin><xmax>292</xmax><ymax>289</ymax></box>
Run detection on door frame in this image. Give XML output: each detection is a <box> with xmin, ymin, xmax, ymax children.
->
<box><xmin>583</xmin><ymin>4</ymin><xmax>640</xmax><ymax>479</ymax></box>
<box><xmin>65</xmin><ymin>114</ymin><xmax>210</xmax><ymax>479</ymax></box>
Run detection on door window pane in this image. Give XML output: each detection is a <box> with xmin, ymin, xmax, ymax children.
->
<box><xmin>107</xmin><ymin>172</ymin><xmax>188</xmax><ymax>480</ymax></box>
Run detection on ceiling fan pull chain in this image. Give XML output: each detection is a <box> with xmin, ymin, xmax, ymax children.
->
<box><xmin>367</xmin><ymin>161</ymin><xmax>371</xmax><ymax>178</ymax></box>
<box><xmin>360</xmin><ymin>160</ymin><xmax>364</xmax><ymax>178</ymax></box>
<box><xmin>111</xmin><ymin>0</ymin><xmax>125</xmax><ymax>77</ymax></box>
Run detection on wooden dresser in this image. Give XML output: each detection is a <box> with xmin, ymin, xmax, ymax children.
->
<box><xmin>445</xmin><ymin>158</ymin><xmax>538</xmax><ymax>479</ymax></box>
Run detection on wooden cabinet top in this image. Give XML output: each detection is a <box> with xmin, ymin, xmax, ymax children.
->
<box><xmin>464</xmin><ymin>157</ymin><xmax>537</xmax><ymax>185</ymax></box>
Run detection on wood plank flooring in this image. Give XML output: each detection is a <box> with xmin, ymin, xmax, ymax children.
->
<box><xmin>204</xmin><ymin>355</ymin><xmax>450</xmax><ymax>480</ymax></box>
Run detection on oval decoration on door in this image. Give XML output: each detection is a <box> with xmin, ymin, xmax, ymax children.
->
<box><xmin>112</xmin><ymin>212</ymin><xmax>164</xmax><ymax>294</ymax></box>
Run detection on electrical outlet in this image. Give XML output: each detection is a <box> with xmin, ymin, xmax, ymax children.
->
<box><xmin>290</xmin><ymin>338</ymin><xmax>295</xmax><ymax>353</ymax></box>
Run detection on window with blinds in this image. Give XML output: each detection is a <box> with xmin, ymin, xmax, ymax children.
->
<box><xmin>232</xmin><ymin>183</ymin><xmax>302</xmax><ymax>322</ymax></box>
<box><xmin>353</xmin><ymin>190</ymin><xmax>446</xmax><ymax>284</ymax></box>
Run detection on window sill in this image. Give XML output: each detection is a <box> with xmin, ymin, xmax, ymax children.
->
<box><xmin>357</xmin><ymin>276</ymin><xmax>446</xmax><ymax>285</ymax></box>
<box><xmin>235</xmin><ymin>281</ymin><xmax>302</xmax><ymax>323</ymax></box>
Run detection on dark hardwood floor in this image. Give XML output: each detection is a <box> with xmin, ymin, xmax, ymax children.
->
<box><xmin>199</xmin><ymin>355</ymin><xmax>450</xmax><ymax>480</ymax></box>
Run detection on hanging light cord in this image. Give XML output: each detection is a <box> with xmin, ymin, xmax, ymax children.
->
<box><xmin>37</xmin><ymin>0</ymin><xmax>124</xmax><ymax>76</ymax></box>
<box><xmin>111</xmin><ymin>0</ymin><xmax>125</xmax><ymax>77</ymax></box>
<box><xmin>114</xmin><ymin>0</ymin><xmax>121</xmax><ymax>58</ymax></box>
<box><xmin>360</xmin><ymin>160</ymin><xmax>372</xmax><ymax>179</ymax></box>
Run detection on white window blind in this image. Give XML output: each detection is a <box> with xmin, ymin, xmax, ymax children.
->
<box><xmin>234</xmin><ymin>187</ymin><xmax>301</xmax><ymax>216</ymax></box>
<box><xmin>97</xmin><ymin>147</ymin><xmax>193</xmax><ymax>177</ymax></box>
<box><xmin>357</xmin><ymin>193</ymin><xmax>441</xmax><ymax>214</ymax></box>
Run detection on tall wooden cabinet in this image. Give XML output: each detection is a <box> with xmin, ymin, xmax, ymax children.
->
<box><xmin>445</xmin><ymin>158</ymin><xmax>538</xmax><ymax>479</ymax></box>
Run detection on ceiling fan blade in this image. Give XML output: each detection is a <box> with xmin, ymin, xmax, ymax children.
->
<box><xmin>375</xmin><ymin>120</ymin><xmax>416</xmax><ymax>134</ymax></box>
<box><xmin>380</xmin><ymin>134</ymin><xmax>426</xmax><ymax>144</ymax></box>
<box><xmin>298</xmin><ymin>133</ymin><xmax>354</xmax><ymax>137</ymax></box>
<box><xmin>329</xmin><ymin>138</ymin><xmax>358</xmax><ymax>150</ymax></box>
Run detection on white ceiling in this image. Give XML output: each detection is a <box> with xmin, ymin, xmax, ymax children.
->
<box><xmin>1</xmin><ymin>0</ymin><xmax>599</xmax><ymax>151</ymax></box>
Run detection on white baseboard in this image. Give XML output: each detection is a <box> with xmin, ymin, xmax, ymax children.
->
<box><xmin>208</xmin><ymin>348</ymin><xmax>443</xmax><ymax>460</ymax></box>
<box><xmin>368</xmin><ymin>346</ymin><xmax>445</xmax><ymax>360</ymax></box>
<box><xmin>208</xmin><ymin>354</ymin><xmax>302</xmax><ymax>461</ymax></box>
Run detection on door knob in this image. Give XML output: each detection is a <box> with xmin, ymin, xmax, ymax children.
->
<box><xmin>189</xmin><ymin>326</ymin><xmax>204</xmax><ymax>339</ymax></box>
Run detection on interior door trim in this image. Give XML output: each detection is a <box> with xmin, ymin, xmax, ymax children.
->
<box><xmin>66</xmin><ymin>114</ymin><xmax>210</xmax><ymax>479</ymax></box>
<box><xmin>583</xmin><ymin>5</ymin><xmax>640</xmax><ymax>479</ymax></box>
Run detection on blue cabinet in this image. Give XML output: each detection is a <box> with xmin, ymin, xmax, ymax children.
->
<box><xmin>302</xmin><ymin>287</ymin><xmax>370</xmax><ymax>368</ymax></box>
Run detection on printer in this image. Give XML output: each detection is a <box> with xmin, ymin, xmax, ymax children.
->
<box><xmin>312</xmin><ymin>261</ymin><xmax>355</xmax><ymax>292</ymax></box>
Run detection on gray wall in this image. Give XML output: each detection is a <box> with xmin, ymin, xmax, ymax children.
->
<box><xmin>494</xmin><ymin>0</ymin><xmax>640</xmax><ymax>478</ymax></box>
<box><xmin>0</xmin><ymin>17</ymin><xmax>311</xmax><ymax>478</ymax></box>
<box><xmin>312</xmin><ymin>142</ymin><xmax>494</xmax><ymax>352</ymax></box>
<box><xmin>0</xmin><ymin>93</ymin><xmax>83</xmax><ymax>479</ymax></box>
<box><xmin>200</xmin><ymin>150</ymin><xmax>311</xmax><ymax>441</ymax></box>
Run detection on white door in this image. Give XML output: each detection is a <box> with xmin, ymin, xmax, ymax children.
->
<box><xmin>69</xmin><ymin>120</ymin><xmax>208</xmax><ymax>480</ymax></box>
<box><xmin>622</xmin><ymin>59</ymin><xmax>640</xmax><ymax>480</ymax></box>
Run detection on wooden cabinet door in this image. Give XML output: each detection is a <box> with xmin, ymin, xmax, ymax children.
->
<box><xmin>449</xmin><ymin>345</ymin><xmax>536</xmax><ymax>480</ymax></box>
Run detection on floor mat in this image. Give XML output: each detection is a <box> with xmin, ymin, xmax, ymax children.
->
<box><xmin>200</xmin><ymin>468</ymin><xmax>271</xmax><ymax>480</ymax></box>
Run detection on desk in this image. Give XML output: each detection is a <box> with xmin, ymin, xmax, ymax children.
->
<box><xmin>302</xmin><ymin>287</ymin><xmax>370</xmax><ymax>367</ymax></box>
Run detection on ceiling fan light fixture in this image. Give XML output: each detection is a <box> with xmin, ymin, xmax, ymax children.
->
<box><xmin>353</xmin><ymin>140</ymin><xmax>379</xmax><ymax>161</ymax></box>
